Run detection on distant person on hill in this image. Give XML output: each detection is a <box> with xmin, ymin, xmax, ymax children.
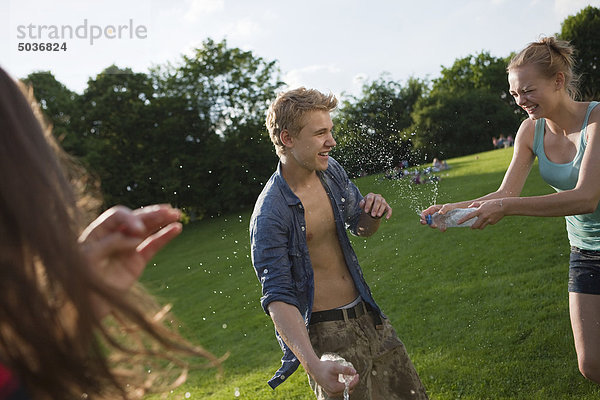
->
<box><xmin>496</xmin><ymin>135</ymin><xmax>506</xmax><ymax>149</ymax></box>
<box><xmin>420</xmin><ymin>37</ymin><xmax>600</xmax><ymax>384</ymax></box>
<box><xmin>250</xmin><ymin>87</ymin><xmax>428</xmax><ymax>399</ymax></box>
<box><xmin>432</xmin><ymin>158</ymin><xmax>449</xmax><ymax>172</ymax></box>
<box><xmin>506</xmin><ymin>134</ymin><xmax>514</xmax><ymax>147</ymax></box>
<box><xmin>0</xmin><ymin>67</ymin><xmax>219</xmax><ymax>400</ymax></box>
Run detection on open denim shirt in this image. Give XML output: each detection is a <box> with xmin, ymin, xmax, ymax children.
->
<box><xmin>249</xmin><ymin>157</ymin><xmax>384</xmax><ymax>389</ymax></box>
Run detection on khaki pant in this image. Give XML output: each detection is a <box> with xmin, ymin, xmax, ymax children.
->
<box><xmin>308</xmin><ymin>312</ymin><xmax>428</xmax><ymax>400</ymax></box>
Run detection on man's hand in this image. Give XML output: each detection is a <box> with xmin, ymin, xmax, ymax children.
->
<box><xmin>357</xmin><ymin>193</ymin><xmax>392</xmax><ymax>237</ymax></box>
<box><xmin>359</xmin><ymin>193</ymin><xmax>392</xmax><ymax>220</ymax></box>
<box><xmin>307</xmin><ymin>359</ymin><xmax>359</xmax><ymax>397</ymax></box>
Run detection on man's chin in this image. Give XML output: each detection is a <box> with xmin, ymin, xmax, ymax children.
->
<box><xmin>316</xmin><ymin>157</ymin><xmax>329</xmax><ymax>170</ymax></box>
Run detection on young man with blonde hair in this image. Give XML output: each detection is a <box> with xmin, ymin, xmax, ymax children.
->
<box><xmin>250</xmin><ymin>87</ymin><xmax>428</xmax><ymax>399</ymax></box>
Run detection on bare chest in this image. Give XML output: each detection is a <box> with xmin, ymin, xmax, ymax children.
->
<box><xmin>296</xmin><ymin>185</ymin><xmax>336</xmax><ymax>243</ymax></box>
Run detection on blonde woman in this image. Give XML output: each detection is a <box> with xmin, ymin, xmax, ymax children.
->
<box><xmin>421</xmin><ymin>37</ymin><xmax>600</xmax><ymax>383</ymax></box>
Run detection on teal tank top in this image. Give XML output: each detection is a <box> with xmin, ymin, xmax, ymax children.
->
<box><xmin>533</xmin><ymin>101</ymin><xmax>600</xmax><ymax>250</ymax></box>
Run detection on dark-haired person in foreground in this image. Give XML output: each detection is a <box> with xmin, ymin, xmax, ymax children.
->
<box><xmin>0</xmin><ymin>66</ymin><xmax>219</xmax><ymax>400</ymax></box>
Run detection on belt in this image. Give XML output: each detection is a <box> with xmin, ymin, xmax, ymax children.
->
<box><xmin>309</xmin><ymin>301</ymin><xmax>369</xmax><ymax>325</ymax></box>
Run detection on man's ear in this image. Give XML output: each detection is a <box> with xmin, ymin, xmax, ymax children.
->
<box><xmin>280</xmin><ymin>129</ymin><xmax>294</xmax><ymax>148</ymax></box>
<box><xmin>555</xmin><ymin>72</ymin><xmax>565</xmax><ymax>91</ymax></box>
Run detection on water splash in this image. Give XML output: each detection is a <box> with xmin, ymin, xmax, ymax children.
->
<box><xmin>320</xmin><ymin>353</ymin><xmax>354</xmax><ymax>400</ymax></box>
<box><xmin>380</xmin><ymin>167</ymin><xmax>441</xmax><ymax>216</ymax></box>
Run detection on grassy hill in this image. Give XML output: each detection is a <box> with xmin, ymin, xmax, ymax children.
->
<box><xmin>144</xmin><ymin>147</ymin><xmax>600</xmax><ymax>399</ymax></box>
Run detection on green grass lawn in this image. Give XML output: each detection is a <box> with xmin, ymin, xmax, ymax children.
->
<box><xmin>143</xmin><ymin>147</ymin><xmax>600</xmax><ymax>399</ymax></box>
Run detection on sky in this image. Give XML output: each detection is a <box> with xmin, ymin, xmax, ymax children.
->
<box><xmin>2</xmin><ymin>0</ymin><xmax>599</xmax><ymax>99</ymax></box>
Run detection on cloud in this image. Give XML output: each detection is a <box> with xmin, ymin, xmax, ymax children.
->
<box><xmin>352</xmin><ymin>73</ymin><xmax>368</xmax><ymax>85</ymax></box>
<box><xmin>283</xmin><ymin>64</ymin><xmax>342</xmax><ymax>89</ymax></box>
<box><xmin>223</xmin><ymin>18</ymin><xmax>262</xmax><ymax>40</ymax></box>
<box><xmin>280</xmin><ymin>64</ymin><xmax>348</xmax><ymax>97</ymax></box>
<box><xmin>554</xmin><ymin>0</ymin><xmax>598</xmax><ymax>17</ymax></box>
<box><xmin>184</xmin><ymin>0</ymin><xmax>224</xmax><ymax>22</ymax></box>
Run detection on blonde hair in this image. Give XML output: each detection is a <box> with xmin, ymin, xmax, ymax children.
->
<box><xmin>507</xmin><ymin>36</ymin><xmax>580</xmax><ymax>99</ymax></box>
<box><xmin>265</xmin><ymin>87</ymin><xmax>337</xmax><ymax>157</ymax></box>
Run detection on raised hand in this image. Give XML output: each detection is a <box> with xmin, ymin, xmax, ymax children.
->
<box><xmin>78</xmin><ymin>204</ymin><xmax>182</xmax><ymax>316</ymax></box>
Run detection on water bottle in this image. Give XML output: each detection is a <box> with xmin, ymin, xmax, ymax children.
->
<box><xmin>426</xmin><ymin>208</ymin><xmax>477</xmax><ymax>229</ymax></box>
<box><xmin>320</xmin><ymin>353</ymin><xmax>355</xmax><ymax>399</ymax></box>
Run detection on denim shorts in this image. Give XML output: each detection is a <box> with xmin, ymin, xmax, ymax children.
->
<box><xmin>568</xmin><ymin>246</ymin><xmax>600</xmax><ymax>295</ymax></box>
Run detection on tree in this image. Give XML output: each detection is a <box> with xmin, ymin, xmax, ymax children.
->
<box><xmin>75</xmin><ymin>66</ymin><xmax>163</xmax><ymax>209</ymax></box>
<box><xmin>409</xmin><ymin>52</ymin><xmax>522</xmax><ymax>159</ymax></box>
<box><xmin>332</xmin><ymin>75</ymin><xmax>427</xmax><ymax>176</ymax></box>
<box><xmin>219</xmin><ymin>125</ymin><xmax>277</xmax><ymax>212</ymax></box>
<box><xmin>22</xmin><ymin>72</ymin><xmax>82</xmax><ymax>155</ymax></box>
<box><xmin>411</xmin><ymin>89</ymin><xmax>519</xmax><ymax>159</ymax></box>
<box><xmin>431</xmin><ymin>52</ymin><xmax>518</xmax><ymax>112</ymax></box>
<box><xmin>559</xmin><ymin>6</ymin><xmax>600</xmax><ymax>100</ymax></box>
<box><xmin>152</xmin><ymin>38</ymin><xmax>283</xmax><ymax>215</ymax></box>
<box><xmin>28</xmin><ymin>41</ymin><xmax>282</xmax><ymax>219</ymax></box>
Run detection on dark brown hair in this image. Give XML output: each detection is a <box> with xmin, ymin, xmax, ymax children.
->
<box><xmin>0</xmin><ymin>67</ymin><xmax>220</xmax><ymax>399</ymax></box>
